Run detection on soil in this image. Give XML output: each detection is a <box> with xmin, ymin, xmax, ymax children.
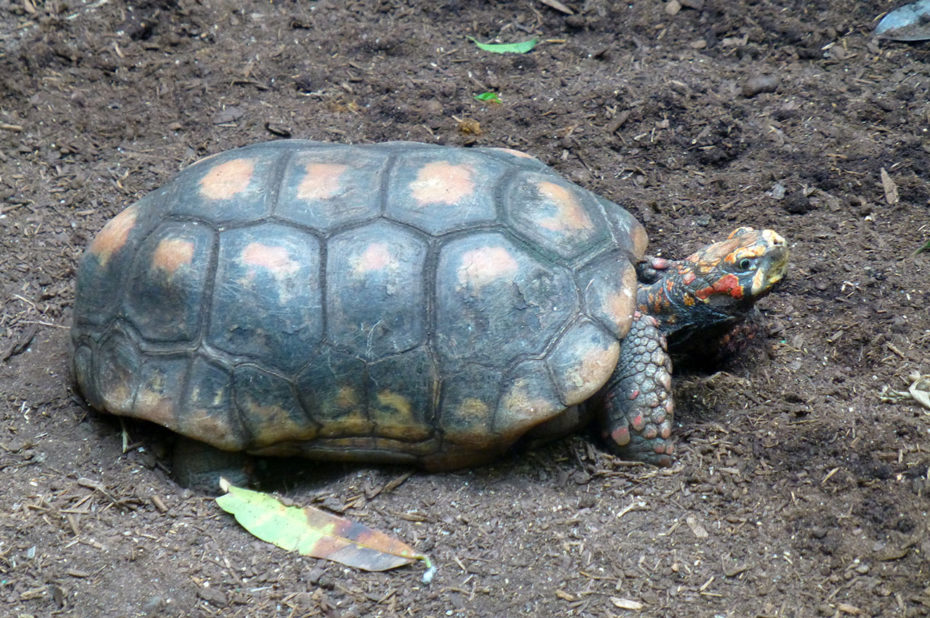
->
<box><xmin>1</xmin><ymin>0</ymin><xmax>929</xmax><ymax>616</ymax></box>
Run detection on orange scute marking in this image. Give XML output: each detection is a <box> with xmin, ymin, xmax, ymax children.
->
<box><xmin>152</xmin><ymin>237</ymin><xmax>195</xmax><ymax>275</ymax></box>
<box><xmin>457</xmin><ymin>246</ymin><xmax>518</xmax><ymax>289</ymax></box>
<box><xmin>409</xmin><ymin>161</ymin><xmax>475</xmax><ymax>205</ymax></box>
<box><xmin>563</xmin><ymin>341</ymin><xmax>621</xmax><ymax>405</ymax></box>
<box><xmin>537</xmin><ymin>181</ymin><xmax>593</xmax><ymax>232</ymax></box>
<box><xmin>241</xmin><ymin>242</ymin><xmax>299</xmax><ymax>277</ymax></box>
<box><xmin>297</xmin><ymin>162</ymin><xmax>349</xmax><ymax>200</ymax></box>
<box><xmin>90</xmin><ymin>205</ymin><xmax>138</xmax><ymax>266</ymax></box>
<box><xmin>199</xmin><ymin>158</ymin><xmax>255</xmax><ymax>200</ymax></box>
<box><xmin>352</xmin><ymin>243</ymin><xmax>395</xmax><ymax>275</ymax></box>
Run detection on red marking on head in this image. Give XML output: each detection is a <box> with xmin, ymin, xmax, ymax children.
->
<box><xmin>610</xmin><ymin>425</ymin><xmax>631</xmax><ymax>446</ymax></box>
<box><xmin>682</xmin><ymin>271</ymin><xmax>696</xmax><ymax>285</ymax></box>
<box><xmin>628</xmin><ymin>388</ymin><xmax>640</xmax><ymax>400</ymax></box>
<box><xmin>631</xmin><ymin>414</ymin><xmax>645</xmax><ymax>431</ymax></box>
<box><xmin>694</xmin><ymin>273</ymin><xmax>743</xmax><ymax>300</ymax></box>
<box><xmin>199</xmin><ymin>158</ymin><xmax>254</xmax><ymax>200</ymax></box>
<box><xmin>644</xmin><ymin>426</ymin><xmax>658</xmax><ymax>439</ymax></box>
<box><xmin>660</xmin><ymin>424</ymin><xmax>671</xmax><ymax>439</ymax></box>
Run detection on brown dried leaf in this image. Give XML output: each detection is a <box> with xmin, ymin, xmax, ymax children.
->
<box><xmin>880</xmin><ymin>167</ymin><xmax>899</xmax><ymax>205</ymax></box>
<box><xmin>217</xmin><ymin>483</ymin><xmax>433</xmax><ymax>575</ymax></box>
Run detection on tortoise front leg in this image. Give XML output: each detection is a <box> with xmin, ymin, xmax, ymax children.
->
<box><xmin>600</xmin><ymin>312</ymin><xmax>675</xmax><ymax>466</ymax></box>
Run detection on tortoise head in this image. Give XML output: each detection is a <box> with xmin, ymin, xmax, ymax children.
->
<box><xmin>637</xmin><ymin>227</ymin><xmax>789</xmax><ymax>352</ymax></box>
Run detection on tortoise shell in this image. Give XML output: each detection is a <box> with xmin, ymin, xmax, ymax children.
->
<box><xmin>71</xmin><ymin>141</ymin><xmax>648</xmax><ymax>469</ymax></box>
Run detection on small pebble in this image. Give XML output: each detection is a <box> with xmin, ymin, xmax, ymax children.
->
<box><xmin>741</xmin><ymin>75</ymin><xmax>779</xmax><ymax>98</ymax></box>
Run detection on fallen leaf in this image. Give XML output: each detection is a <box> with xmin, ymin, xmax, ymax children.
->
<box><xmin>880</xmin><ymin>168</ymin><xmax>899</xmax><ymax>205</ymax></box>
<box><xmin>908</xmin><ymin>373</ymin><xmax>930</xmax><ymax>410</ymax></box>
<box><xmin>216</xmin><ymin>482</ymin><xmax>434</xmax><ymax>578</ymax></box>
<box><xmin>467</xmin><ymin>36</ymin><xmax>538</xmax><ymax>54</ymax></box>
<box><xmin>539</xmin><ymin>0</ymin><xmax>574</xmax><ymax>15</ymax></box>
<box><xmin>611</xmin><ymin>596</ymin><xmax>644</xmax><ymax>610</ymax></box>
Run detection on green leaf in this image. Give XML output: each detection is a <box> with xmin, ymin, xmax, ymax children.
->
<box><xmin>474</xmin><ymin>92</ymin><xmax>502</xmax><ymax>104</ymax></box>
<box><xmin>913</xmin><ymin>239</ymin><xmax>930</xmax><ymax>256</ymax></box>
<box><xmin>217</xmin><ymin>483</ymin><xmax>434</xmax><ymax>577</ymax></box>
<box><xmin>467</xmin><ymin>36</ymin><xmax>538</xmax><ymax>54</ymax></box>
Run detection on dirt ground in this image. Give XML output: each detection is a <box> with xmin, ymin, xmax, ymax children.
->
<box><xmin>1</xmin><ymin>0</ymin><xmax>929</xmax><ymax>615</ymax></box>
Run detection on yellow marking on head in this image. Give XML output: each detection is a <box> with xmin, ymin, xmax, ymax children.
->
<box><xmin>457</xmin><ymin>246</ymin><xmax>519</xmax><ymax>289</ymax></box>
<box><xmin>297</xmin><ymin>162</ymin><xmax>349</xmax><ymax>200</ymax></box>
<box><xmin>240</xmin><ymin>242</ymin><xmax>299</xmax><ymax>277</ymax></box>
<box><xmin>352</xmin><ymin>242</ymin><xmax>396</xmax><ymax>275</ymax></box>
<box><xmin>152</xmin><ymin>237</ymin><xmax>195</xmax><ymax>275</ymax></box>
<box><xmin>536</xmin><ymin>181</ymin><xmax>593</xmax><ymax>231</ymax></box>
<box><xmin>90</xmin><ymin>205</ymin><xmax>138</xmax><ymax>266</ymax></box>
<box><xmin>199</xmin><ymin>158</ymin><xmax>254</xmax><ymax>200</ymax></box>
<box><xmin>409</xmin><ymin>161</ymin><xmax>475</xmax><ymax>205</ymax></box>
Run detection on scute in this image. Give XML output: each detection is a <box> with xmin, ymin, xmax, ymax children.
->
<box><xmin>504</xmin><ymin>172</ymin><xmax>611</xmax><ymax>262</ymax></box>
<box><xmin>326</xmin><ymin>221</ymin><xmax>428</xmax><ymax>360</ymax></box>
<box><xmin>580</xmin><ymin>254</ymin><xmax>639</xmax><ymax>339</ymax></box>
<box><xmin>368</xmin><ymin>347</ymin><xmax>436</xmax><ymax>441</ymax></box>
<box><xmin>234</xmin><ymin>364</ymin><xmax>317</xmax><ymax>449</ymax></box>
<box><xmin>384</xmin><ymin>148</ymin><xmax>503</xmax><ymax>234</ymax></box>
<box><xmin>435</xmin><ymin>232</ymin><xmax>577</xmax><ymax>365</ymax></box>
<box><xmin>168</xmin><ymin>148</ymin><xmax>280</xmax><ymax>223</ymax></box>
<box><xmin>547</xmin><ymin>318</ymin><xmax>621</xmax><ymax>406</ymax></box>
<box><xmin>208</xmin><ymin>223</ymin><xmax>322</xmax><ymax>374</ymax></box>
<box><xmin>494</xmin><ymin>359</ymin><xmax>563</xmax><ymax>440</ymax></box>
<box><xmin>124</xmin><ymin>221</ymin><xmax>214</xmax><ymax>343</ymax></box>
<box><xmin>276</xmin><ymin>146</ymin><xmax>386</xmax><ymax>231</ymax></box>
<box><xmin>75</xmin><ymin>189</ymin><xmax>175</xmax><ymax>329</ymax></box>
<box><xmin>180</xmin><ymin>357</ymin><xmax>244</xmax><ymax>450</ymax></box>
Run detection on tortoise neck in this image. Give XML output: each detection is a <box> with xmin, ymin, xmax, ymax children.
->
<box><xmin>636</xmin><ymin>269</ymin><xmax>739</xmax><ymax>353</ymax></box>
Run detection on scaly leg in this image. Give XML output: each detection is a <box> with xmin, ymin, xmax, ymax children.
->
<box><xmin>600</xmin><ymin>312</ymin><xmax>675</xmax><ymax>466</ymax></box>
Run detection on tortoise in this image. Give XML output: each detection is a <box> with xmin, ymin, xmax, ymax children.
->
<box><xmin>71</xmin><ymin>140</ymin><xmax>788</xmax><ymax>487</ymax></box>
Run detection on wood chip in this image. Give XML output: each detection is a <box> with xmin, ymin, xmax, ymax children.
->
<box><xmin>837</xmin><ymin>602</ymin><xmax>862</xmax><ymax>615</ymax></box>
<box><xmin>539</xmin><ymin>0</ymin><xmax>573</xmax><ymax>15</ymax></box>
<box><xmin>610</xmin><ymin>597</ymin><xmax>644</xmax><ymax>610</ymax></box>
<box><xmin>555</xmin><ymin>589</ymin><xmax>576</xmax><ymax>601</ymax></box>
<box><xmin>665</xmin><ymin>0</ymin><xmax>681</xmax><ymax>15</ymax></box>
<box><xmin>880</xmin><ymin>168</ymin><xmax>899</xmax><ymax>205</ymax></box>
<box><xmin>151</xmin><ymin>495</ymin><xmax>168</xmax><ymax>513</ymax></box>
<box><xmin>686</xmin><ymin>515</ymin><xmax>709</xmax><ymax>538</ymax></box>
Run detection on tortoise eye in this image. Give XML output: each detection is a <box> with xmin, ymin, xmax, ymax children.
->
<box><xmin>739</xmin><ymin>258</ymin><xmax>753</xmax><ymax>270</ymax></box>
